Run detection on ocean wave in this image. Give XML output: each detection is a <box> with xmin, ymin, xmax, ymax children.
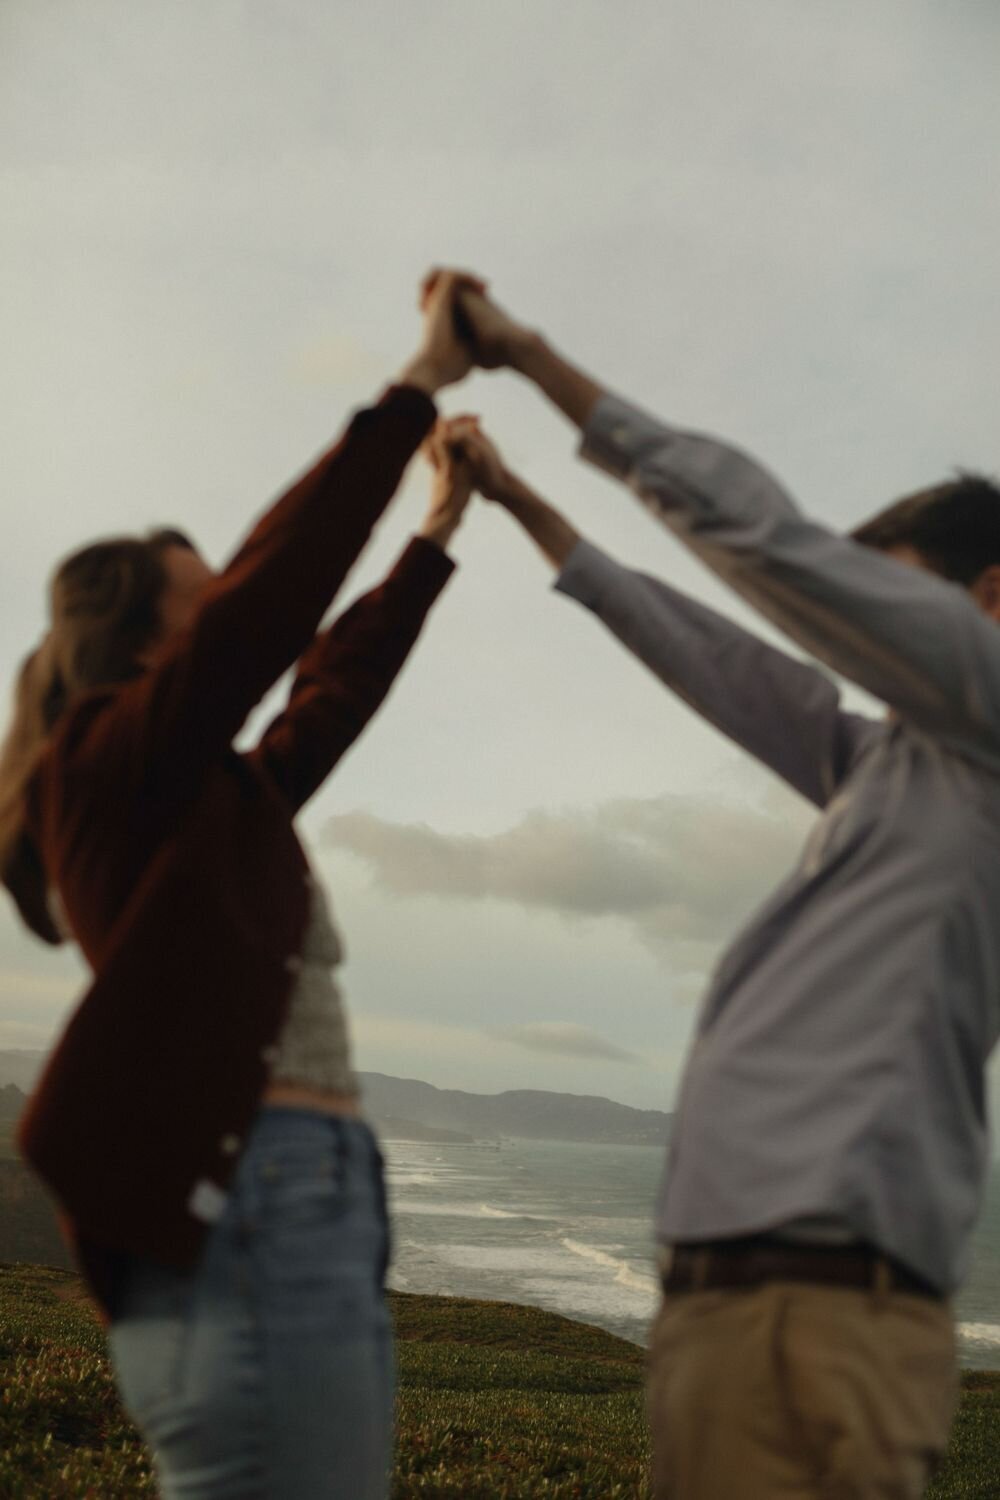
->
<box><xmin>479</xmin><ymin>1203</ymin><xmax>546</xmax><ymax>1220</ymax></box>
<box><xmin>384</xmin><ymin>1171</ymin><xmax>444</xmax><ymax>1187</ymax></box>
<box><xmin>562</xmin><ymin>1237</ymin><xmax>659</xmax><ymax>1296</ymax></box>
<box><xmin>392</xmin><ymin>1199</ymin><xmax>513</xmax><ymax>1218</ymax></box>
<box><xmin>958</xmin><ymin>1321</ymin><xmax>1000</xmax><ymax>1347</ymax></box>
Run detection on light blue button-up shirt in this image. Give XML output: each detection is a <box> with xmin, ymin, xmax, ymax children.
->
<box><xmin>555</xmin><ymin>392</ymin><xmax>1000</xmax><ymax>1293</ymax></box>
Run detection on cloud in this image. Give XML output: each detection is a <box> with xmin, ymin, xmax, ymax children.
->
<box><xmin>323</xmin><ymin>786</ymin><xmax>812</xmax><ymax>957</ymax></box>
<box><xmin>350</xmin><ymin>1013</ymin><xmax>488</xmax><ymax>1064</ymax></box>
<box><xmin>488</xmin><ymin>1022</ymin><xmax>639</xmax><ymax>1065</ymax></box>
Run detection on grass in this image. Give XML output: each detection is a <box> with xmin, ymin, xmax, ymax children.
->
<box><xmin>1</xmin><ymin>1263</ymin><xmax>998</xmax><ymax>1497</ymax></box>
<box><xmin>391</xmin><ymin>1293</ymin><xmax>649</xmax><ymax>1497</ymax></box>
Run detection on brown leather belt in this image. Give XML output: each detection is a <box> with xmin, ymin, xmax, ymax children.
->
<box><xmin>661</xmin><ymin>1235</ymin><xmax>942</xmax><ymax>1302</ymax></box>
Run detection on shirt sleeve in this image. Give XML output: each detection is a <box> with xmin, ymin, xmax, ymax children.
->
<box><xmin>250</xmin><ymin>535</ymin><xmax>455</xmax><ymax>813</ymax></box>
<box><xmin>580</xmin><ymin>392</ymin><xmax>1000</xmax><ymax>767</ymax></box>
<box><xmin>556</xmin><ymin>539</ymin><xmax>875</xmax><ymax>807</ymax></box>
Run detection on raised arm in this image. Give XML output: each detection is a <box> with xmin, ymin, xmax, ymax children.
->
<box><xmin>574</xmin><ymin>394</ymin><xmax>1000</xmax><ymax>765</ymax></box>
<box><xmin>251</xmin><ymin>440</ymin><xmax>473</xmax><ymax>812</ymax></box>
<box><xmin>76</xmin><ymin>275</ymin><xmax>475</xmax><ymax>819</ymax></box>
<box><xmin>556</xmin><ymin>541</ymin><xmax>875</xmax><ymax>806</ymax></box>
<box><xmin>250</xmin><ymin>538</ymin><xmax>454</xmax><ymax>812</ymax></box>
<box><xmin>448</xmin><ymin>274</ymin><xmax>1000</xmax><ymax>767</ymax></box>
<box><xmin>446</xmin><ymin>420</ymin><xmax>873</xmax><ymax>806</ymax></box>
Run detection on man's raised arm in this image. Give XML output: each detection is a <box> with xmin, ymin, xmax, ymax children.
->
<box><xmin>447</xmin><ymin>273</ymin><xmax>1000</xmax><ymax>768</ymax></box>
<box><xmin>440</xmin><ymin>420</ymin><xmax>874</xmax><ymax>807</ymax></box>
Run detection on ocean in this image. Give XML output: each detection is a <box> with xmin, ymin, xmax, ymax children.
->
<box><xmin>383</xmin><ymin>1137</ymin><xmax>1000</xmax><ymax>1370</ymax></box>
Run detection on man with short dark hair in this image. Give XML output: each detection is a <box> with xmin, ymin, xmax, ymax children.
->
<box><xmin>429</xmin><ymin>270</ymin><xmax>1000</xmax><ymax>1499</ymax></box>
<box><xmin>851</xmin><ymin>475</ymin><xmax>1000</xmax><ymax>583</ymax></box>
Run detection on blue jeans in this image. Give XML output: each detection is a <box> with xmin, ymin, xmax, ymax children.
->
<box><xmin>108</xmin><ymin>1109</ymin><xmax>393</xmax><ymax>1499</ymax></box>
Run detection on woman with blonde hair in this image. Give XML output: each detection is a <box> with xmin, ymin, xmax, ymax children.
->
<box><xmin>0</xmin><ymin>273</ymin><xmax>476</xmax><ymax>1499</ymax></box>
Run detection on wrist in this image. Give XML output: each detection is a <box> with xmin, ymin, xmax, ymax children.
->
<box><xmin>495</xmin><ymin>467</ymin><xmax>533</xmax><ymax>506</ymax></box>
<box><xmin>417</xmin><ymin>517</ymin><xmax>457</xmax><ymax>550</ymax></box>
<box><xmin>507</xmin><ymin>327</ymin><xmax>545</xmax><ymax>378</ymax></box>
<box><xmin>398</xmin><ymin>355</ymin><xmax>449</xmax><ymax>397</ymax></box>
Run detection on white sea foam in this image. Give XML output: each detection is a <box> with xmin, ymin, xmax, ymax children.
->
<box><xmin>562</xmin><ymin>1237</ymin><xmax>659</xmax><ymax>1296</ymax></box>
<box><xmin>478</xmin><ymin>1204</ymin><xmax>546</xmax><ymax>1220</ymax></box>
<box><xmin>392</xmin><ymin>1198</ymin><xmax>513</xmax><ymax>1218</ymax></box>
<box><xmin>958</xmin><ymin>1322</ymin><xmax>1000</xmax><ymax>1347</ymax></box>
<box><xmin>385</xmin><ymin>1167</ymin><xmax>484</xmax><ymax>1185</ymax></box>
<box><xmin>527</xmin><ymin>1275</ymin><xmax>653</xmax><ymax>1333</ymax></box>
<box><xmin>440</xmin><ymin>1236</ymin><xmax>566</xmax><ymax>1272</ymax></box>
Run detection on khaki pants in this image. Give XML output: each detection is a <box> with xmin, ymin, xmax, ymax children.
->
<box><xmin>647</xmin><ymin>1281</ymin><xmax>958</xmax><ymax>1500</ymax></box>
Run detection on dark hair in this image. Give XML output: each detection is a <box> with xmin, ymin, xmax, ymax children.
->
<box><xmin>0</xmin><ymin>525</ymin><xmax>195</xmax><ymax>941</ymax></box>
<box><xmin>851</xmin><ymin>473</ymin><xmax>1000</xmax><ymax>586</ymax></box>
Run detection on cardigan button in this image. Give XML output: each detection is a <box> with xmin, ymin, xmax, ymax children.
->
<box><xmin>219</xmin><ymin>1133</ymin><xmax>241</xmax><ymax>1156</ymax></box>
<box><xmin>260</xmin><ymin>1044</ymin><xmax>280</xmax><ymax>1066</ymax></box>
<box><xmin>284</xmin><ymin>955</ymin><xmax>303</xmax><ymax>975</ymax></box>
<box><xmin>187</xmin><ymin>1179</ymin><xmax>228</xmax><ymax>1224</ymax></box>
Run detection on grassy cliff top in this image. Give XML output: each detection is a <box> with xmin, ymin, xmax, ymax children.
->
<box><xmin>1</xmin><ymin>1263</ymin><xmax>997</xmax><ymax>1497</ymax></box>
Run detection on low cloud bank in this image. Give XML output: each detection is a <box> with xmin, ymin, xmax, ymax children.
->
<box><xmin>488</xmin><ymin>1022</ymin><xmax>640</xmax><ymax>1064</ymax></box>
<box><xmin>323</xmin><ymin>788</ymin><xmax>811</xmax><ymax>955</ymax></box>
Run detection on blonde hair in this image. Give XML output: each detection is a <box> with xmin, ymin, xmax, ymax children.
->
<box><xmin>0</xmin><ymin>528</ymin><xmax>192</xmax><ymax>941</ymax></box>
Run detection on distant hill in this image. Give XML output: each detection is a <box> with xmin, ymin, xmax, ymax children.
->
<box><xmin>0</xmin><ymin>1083</ymin><xmax>27</xmax><ymax>1121</ymax></box>
<box><xmin>0</xmin><ymin>1050</ymin><xmax>44</xmax><ymax>1093</ymax></box>
<box><xmin>376</xmin><ymin>1116</ymin><xmax>475</xmax><ymax>1144</ymax></box>
<box><xmin>359</xmin><ymin>1073</ymin><xmax>671</xmax><ymax>1146</ymax></box>
<box><xmin>0</xmin><ymin>1052</ymin><xmax>671</xmax><ymax>1146</ymax></box>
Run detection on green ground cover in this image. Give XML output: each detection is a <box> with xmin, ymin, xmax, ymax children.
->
<box><xmin>0</xmin><ymin>1264</ymin><xmax>997</xmax><ymax>1497</ymax></box>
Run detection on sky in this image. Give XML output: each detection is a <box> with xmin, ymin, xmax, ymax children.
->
<box><xmin>2</xmin><ymin>0</ymin><xmax>1000</xmax><ymax>1127</ymax></box>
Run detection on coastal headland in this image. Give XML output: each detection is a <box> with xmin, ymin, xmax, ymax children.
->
<box><xmin>0</xmin><ymin>1263</ymin><xmax>997</xmax><ymax>1498</ymax></box>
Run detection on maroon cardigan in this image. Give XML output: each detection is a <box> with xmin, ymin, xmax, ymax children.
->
<box><xmin>16</xmin><ymin>384</ymin><xmax>445</xmax><ymax>1314</ymax></box>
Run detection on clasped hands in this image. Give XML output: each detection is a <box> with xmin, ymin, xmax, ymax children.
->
<box><xmin>407</xmin><ymin>270</ymin><xmax>536</xmax><ymax>550</ymax></box>
<box><xmin>409</xmin><ymin>267</ymin><xmax>588</xmax><ymax>569</ymax></box>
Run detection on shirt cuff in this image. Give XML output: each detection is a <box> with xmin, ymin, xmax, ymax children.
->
<box><xmin>579</xmin><ymin>391</ymin><xmax>677</xmax><ymax>482</ymax></box>
<box><xmin>553</xmin><ymin>536</ymin><xmax>621</xmax><ymax>611</ymax></box>
<box><xmin>379</xmin><ymin>382</ymin><xmax>438</xmax><ymax>430</ymax></box>
<box><xmin>389</xmin><ymin>534</ymin><xmax>457</xmax><ymax>598</ymax></box>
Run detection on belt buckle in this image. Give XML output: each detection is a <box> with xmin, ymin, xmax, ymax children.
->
<box><xmin>658</xmin><ymin>1243</ymin><xmax>712</xmax><ymax>1293</ymax></box>
<box><xmin>657</xmin><ymin>1244</ymin><xmax>675</xmax><ymax>1281</ymax></box>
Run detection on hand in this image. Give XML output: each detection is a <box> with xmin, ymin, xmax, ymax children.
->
<box><xmin>429</xmin><ymin>415</ymin><xmax>579</xmax><ymax>569</ymax></box>
<box><xmin>458</xmin><ymin>288</ymin><xmax>536</xmax><ymax>372</ymax></box>
<box><xmin>400</xmin><ymin>270</ymin><xmax>486</xmax><ymax>396</ymax></box>
<box><xmin>428</xmin><ymin>415</ymin><xmax>510</xmax><ymax>502</ymax></box>
<box><xmin>420</xmin><ymin>269</ymin><xmax>537</xmax><ymax>372</ymax></box>
<box><xmin>418</xmin><ymin>421</ymin><xmax>475</xmax><ymax>549</ymax></box>
<box><xmin>455</xmin><ymin>426</ymin><xmax>510</xmax><ymax>502</ymax></box>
